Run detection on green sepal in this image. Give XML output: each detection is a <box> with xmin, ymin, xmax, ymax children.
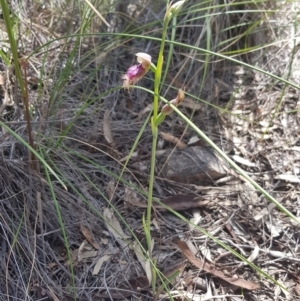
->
<box><xmin>154</xmin><ymin>113</ymin><xmax>166</xmax><ymax>127</ymax></box>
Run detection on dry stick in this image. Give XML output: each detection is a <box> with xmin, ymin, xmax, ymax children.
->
<box><xmin>20</xmin><ymin>59</ymin><xmax>36</xmax><ymax>169</ymax></box>
<box><xmin>37</xmin><ymin>192</ymin><xmax>46</xmax><ymax>265</ymax></box>
<box><xmin>26</xmin><ymin>208</ymin><xmax>39</xmax><ymax>299</ymax></box>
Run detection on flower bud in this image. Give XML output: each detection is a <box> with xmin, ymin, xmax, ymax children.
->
<box><xmin>170</xmin><ymin>0</ymin><xmax>185</xmax><ymax>16</ymax></box>
<box><xmin>161</xmin><ymin>99</ymin><xmax>177</xmax><ymax>115</ymax></box>
<box><xmin>176</xmin><ymin>89</ymin><xmax>185</xmax><ymax>104</ymax></box>
<box><xmin>161</xmin><ymin>89</ymin><xmax>185</xmax><ymax>115</ymax></box>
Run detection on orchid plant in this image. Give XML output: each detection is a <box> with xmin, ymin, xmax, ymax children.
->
<box><xmin>122</xmin><ymin>0</ymin><xmax>186</xmax><ymax>293</ymax></box>
<box><xmin>121</xmin><ymin>1</ymin><xmax>300</xmax><ymax>296</ymax></box>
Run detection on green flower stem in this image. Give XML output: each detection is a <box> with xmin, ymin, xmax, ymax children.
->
<box><xmin>146</xmin><ymin>2</ymin><xmax>186</xmax><ymax>293</ymax></box>
<box><xmin>147</xmin><ymin>119</ymin><xmax>158</xmax><ymax>245</ymax></box>
<box><xmin>153</xmin><ymin>16</ymin><xmax>170</xmax><ymax>123</ymax></box>
<box><xmin>161</xmin><ymin>15</ymin><xmax>177</xmax><ymax>87</ymax></box>
<box><xmin>146</xmin><ymin>6</ymin><xmax>172</xmax><ymax>292</ymax></box>
<box><xmin>147</xmin><ymin>119</ymin><xmax>158</xmax><ymax>292</ymax></box>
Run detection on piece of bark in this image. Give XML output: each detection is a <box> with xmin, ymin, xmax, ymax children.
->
<box><xmin>159</xmin><ymin>146</ymin><xmax>226</xmax><ymax>184</ymax></box>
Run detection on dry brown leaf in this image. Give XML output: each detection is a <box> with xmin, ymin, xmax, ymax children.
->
<box><xmin>178</xmin><ymin>241</ymin><xmax>259</xmax><ymax>290</ymax></box>
<box><xmin>124</xmin><ymin>187</ymin><xmax>141</xmax><ymax>205</ymax></box>
<box><xmin>120</xmin><ymin>150</ymin><xmax>139</xmax><ymax>162</ymax></box>
<box><xmin>92</xmin><ymin>254</ymin><xmax>111</xmax><ymax>275</ymax></box>
<box><xmin>103</xmin><ymin>208</ymin><xmax>129</xmax><ymax>248</ymax></box>
<box><xmin>265</xmin><ymin>220</ymin><xmax>283</xmax><ymax>238</ymax></box>
<box><xmin>152</xmin><ymin>218</ymin><xmax>160</xmax><ymax>231</ymax></box>
<box><xmin>133</xmin><ymin>240</ymin><xmax>154</xmax><ymax>285</ymax></box>
<box><xmin>80</xmin><ymin>223</ymin><xmax>100</xmax><ymax>249</ymax></box>
<box><xmin>199</xmin><ymin>245</ymin><xmax>213</xmax><ymax>263</ymax></box>
<box><xmin>275</xmin><ymin>174</ymin><xmax>300</xmax><ymax>183</ymax></box>
<box><xmin>126</xmin><ymin>194</ymin><xmax>210</xmax><ymax>211</ymax></box>
<box><xmin>187</xmin><ymin>136</ymin><xmax>200</xmax><ymax>146</ymax></box>
<box><xmin>189</xmin><ymin>209</ymin><xmax>202</xmax><ymax>230</ymax></box>
<box><xmin>78</xmin><ymin>240</ymin><xmax>98</xmax><ymax>261</ymax></box>
<box><xmin>231</xmin><ymin>155</ymin><xmax>256</xmax><ymax>167</ymax></box>
<box><xmin>106</xmin><ymin>179</ymin><xmax>115</xmax><ymax>201</ymax></box>
<box><xmin>103</xmin><ymin>110</ymin><xmax>114</xmax><ymax>144</ymax></box>
<box><xmin>160</xmin><ymin>132</ymin><xmax>187</xmax><ymax>149</ymax></box>
<box><xmin>247</xmin><ymin>242</ymin><xmax>260</xmax><ymax>263</ymax></box>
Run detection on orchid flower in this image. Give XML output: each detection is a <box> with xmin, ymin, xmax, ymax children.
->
<box><xmin>122</xmin><ymin>52</ymin><xmax>152</xmax><ymax>90</ymax></box>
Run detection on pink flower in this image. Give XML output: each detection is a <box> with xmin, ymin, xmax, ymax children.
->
<box><xmin>122</xmin><ymin>53</ymin><xmax>152</xmax><ymax>90</ymax></box>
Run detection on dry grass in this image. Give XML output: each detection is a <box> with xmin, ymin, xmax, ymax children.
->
<box><xmin>0</xmin><ymin>0</ymin><xmax>300</xmax><ymax>300</ymax></box>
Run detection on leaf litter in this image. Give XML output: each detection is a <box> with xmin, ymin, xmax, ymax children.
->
<box><xmin>80</xmin><ymin>223</ymin><xmax>100</xmax><ymax>250</ymax></box>
<box><xmin>1</xmin><ymin>1</ymin><xmax>300</xmax><ymax>300</ymax></box>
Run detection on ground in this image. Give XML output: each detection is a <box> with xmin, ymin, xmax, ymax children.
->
<box><xmin>0</xmin><ymin>1</ymin><xmax>300</xmax><ymax>300</ymax></box>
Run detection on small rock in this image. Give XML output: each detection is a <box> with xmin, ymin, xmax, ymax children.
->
<box><xmin>159</xmin><ymin>146</ymin><xmax>226</xmax><ymax>184</ymax></box>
